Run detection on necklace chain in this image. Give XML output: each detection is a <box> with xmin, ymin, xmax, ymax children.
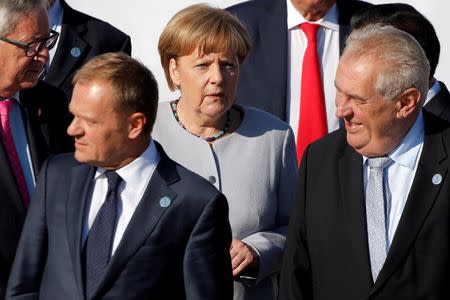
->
<box><xmin>170</xmin><ymin>100</ymin><xmax>231</xmax><ymax>142</ymax></box>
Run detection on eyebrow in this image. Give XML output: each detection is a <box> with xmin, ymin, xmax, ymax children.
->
<box><xmin>335</xmin><ymin>81</ymin><xmax>367</xmax><ymax>102</ymax></box>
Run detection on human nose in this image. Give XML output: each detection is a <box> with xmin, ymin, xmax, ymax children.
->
<box><xmin>34</xmin><ymin>46</ymin><xmax>49</xmax><ymax>63</ymax></box>
<box><xmin>209</xmin><ymin>63</ymin><xmax>224</xmax><ymax>84</ymax></box>
<box><xmin>67</xmin><ymin>117</ymin><xmax>81</xmax><ymax>137</ymax></box>
<box><xmin>335</xmin><ymin>96</ymin><xmax>352</xmax><ymax>119</ymax></box>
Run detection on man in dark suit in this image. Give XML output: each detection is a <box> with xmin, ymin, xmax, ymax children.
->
<box><xmin>227</xmin><ymin>0</ymin><xmax>371</xmax><ymax>122</ymax></box>
<box><xmin>279</xmin><ymin>24</ymin><xmax>449</xmax><ymax>299</ymax></box>
<box><xmin>0</xmin><ymin>0</ymin><xmax>72</xmax><ymax>297</ymax></box>
<box><xmin>350</xmin><ymin>3</ymin><xmax>450</xmax><ymax>123</ymax></box>
<box><xmin>6</xmin><ymin>52</ymin><xmax>233</xmax><ymax>300</ymax></box>
<box><xmin>44</xmin><ymin>0</ymin><xmax>131</xmax><ymax>98</ymax></box>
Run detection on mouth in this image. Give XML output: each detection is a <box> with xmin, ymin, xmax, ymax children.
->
<box><xmin>344</xmin><ymin>119</ymin><xmax>363</xmax><ymax>132</ymax></box>
<box><xmin>205</xmin><ymin>92</ymin><xmax>224</xmax><ymax>99</ymax></box>
<box><xmin>74</xmin><ymin>140</ymin><xmax>87</xmax><ymax>148</ymax></box>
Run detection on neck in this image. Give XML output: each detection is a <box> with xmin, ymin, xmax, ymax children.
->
<box><xmin>291</xmin><ymin>0</ymin><xmax>335</xmax><ymax>21</ymax></box>
<box><xmin>176</xmin><ymin>99</ymin><xmax>229</xmax><ymax>138</ymax></box>
<box><xmin>103</xmin><ymin>137</ymin><xmax>150</xmax><ymax>170</ymax></box>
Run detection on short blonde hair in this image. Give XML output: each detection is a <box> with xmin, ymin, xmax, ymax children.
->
<box><xmin>73</xmin><ymin>52</ymin><xmax>159</xmax><ymax>134</ymax></box>
<box><xmin>158</xmin><ymin>4</ymin><xmax>251</xmax><ymax>91</ymax></box>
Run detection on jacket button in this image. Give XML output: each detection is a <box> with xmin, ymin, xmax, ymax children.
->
<box><xmin>208</xmin><ymin>176</ymin><xmax>216</xmax><ymax>184</ymax></box>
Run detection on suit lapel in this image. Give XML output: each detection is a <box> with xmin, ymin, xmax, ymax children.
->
<box><xmin>370</xmin><ymin>114</ymin><xmax>448</xmax><ymax>296</ymax></box>
<box><xmin>338</xmin><ymin>145</ymin><xmax>373</xmax><ymax>288</ymax></box>
<box><xmin>46</xmin><ymin>1</ymin><xmax>89</xmax><ymax>88</ymax></box>
<box><xmin>92</xmin><ymin>148</ymin><xmax>180</xmax><ymax>299</ymax></box>
<box><xmin>66</xmin><ymin>163</ymin><xmax>95</xmax><ymax>298</ymax></box>
<box><xmin>19</xmin><ymin>90</ymin><xmax>48</xmax><ymax>173</ymax></box>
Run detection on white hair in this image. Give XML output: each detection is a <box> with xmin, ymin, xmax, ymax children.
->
<box><xmin>0</xmin><ymin>0</ymin><xmax>46</xmax><ymax>36</ymax></box>
<box><xmin>343</xmin><ymin>24</ymin><xmax>430</xmax><ymax>102</ymax></box>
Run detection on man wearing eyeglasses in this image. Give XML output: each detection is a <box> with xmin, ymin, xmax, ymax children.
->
<box><xmin>0</xmin><ymin>0</ymin><xmax>72</xmax><ymax>297</ymax></box>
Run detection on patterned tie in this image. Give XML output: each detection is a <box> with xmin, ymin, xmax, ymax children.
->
<box><xmin>85</xmin><ymin>171</ymin><xmax>123</xmax><ymax>299</ymax></box>
<box><xmin>0</xmin><ymin>98</ymin><xmax>30</xmax><ymax>207</ymax></box>
<box><xmin>297</xmin><ymin>23</ymin><xmax>327</xmax><ymax>162</ymax></box>
<box><xmin>366</xmin><ymin>156</ymin><xmax>392</xmax><ymax>282</ymax></box>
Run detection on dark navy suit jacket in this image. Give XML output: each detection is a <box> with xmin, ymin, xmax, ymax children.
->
<box><xmin>6</xmin><ymin>143</ymin><xmax>233</xmax><ymax>300</ymax></box>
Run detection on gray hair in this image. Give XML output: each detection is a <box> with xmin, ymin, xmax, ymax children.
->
<box><xmin>343</xmin><ymin>24</ymin><xmax>430</xmax><ymax>102</ymax></box>
<box><xmin>0</xmin><ymin>0</ymin><xmax>46</xmax><ymax>36</ymax></box>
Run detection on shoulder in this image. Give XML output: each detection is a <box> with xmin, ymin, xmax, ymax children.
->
<box><xmin>20</xmin><ymin>80</ymin><xmax>67</xmax><ymax>104</ymax></box>
<box><xmin>62</xmin><ymin>1</ymin><xmax>129</xmax><ymax>41</ymax></box>
<box><xmin>337</xmin><ymin>0</ymin><xmax>373</xmax><ymax>21</ymax></box>
<box><xmin>227</xmin><ymin>0</ymin><xmax>282</xmax><ymax>21</ymax></box>
<box><xmin>239</xmin><ymin>105</ymin><xmax>292</xmax><ymax>132</ymax></box>
<box><xmin>307</xmin><ymin>128</ymin><xmax>349</xmax><ymax>161</ymax></box>
<box><xmin>156</xmin><ymin>143</ymin><xmax>221</xmax><ymax>202</ymax></box>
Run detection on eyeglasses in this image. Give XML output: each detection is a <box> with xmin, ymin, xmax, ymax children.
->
<box><xmin>0</xmin><ymin>30</ymin><xmax>59</xmax><ymax>57</ymax></box>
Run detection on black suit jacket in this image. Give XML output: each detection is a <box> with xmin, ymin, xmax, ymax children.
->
<box><xmin>0</xmin><ymin>80</ymin><xmax>72</xmax><ymax>299</ymax></box>
<box><xmin>424</xmin><ymin>81</ymin><xmax>450</xmax><ymax>123</ymax></box>
<box><xmin>6</xmin><ymin>143</ymin><xmax>233</xmax><ymax>300</ymax></box>
<box><xmin>45</xmin><ymin>0</ymin><xmax>132</xmax><ymax>98</ymax></box>
<box><xmin>279</xmin><ymin>111</ymin><xmax>450</xmax><ymax>299</ymax></box>
<box><xmin>227</xmin><ymin>0</ymin><xmax>371</xmax><ymax>120</ymax></box>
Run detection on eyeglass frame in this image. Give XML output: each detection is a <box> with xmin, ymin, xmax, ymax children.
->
<box><xmin>0</xmin><ymin>29</ymin><xmax>59</xmax><ymax>57</ymax></box>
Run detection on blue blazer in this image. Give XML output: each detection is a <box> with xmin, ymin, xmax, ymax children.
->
<box><xmin>227</xmin><ymin>0</ymin><xmax>371</xmax><ymax>121</ymax></box>
<box><xmin>6</xmin><ymin>143</ymin><xmax>233</xmax><ymax>300</ymax></box>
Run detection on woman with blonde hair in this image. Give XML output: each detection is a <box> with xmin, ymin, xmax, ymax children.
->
<box><xmin>153</xmin><ymin>4</ymin><xmax>298</xmax><ymax>299</ymax></box>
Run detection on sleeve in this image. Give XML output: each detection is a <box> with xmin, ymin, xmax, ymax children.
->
<box><xmin>183</xmin><ymin>193</ymin><xmax>233</xmax><ymax>300</ymax></box>
<box><xmin>278</xmin><ymin>145</ymin><xmax>313</xmax><ymax>300</ymax></box>
<box><xmin>241</xmin><ymin>128</ymin><xmax>298</xmax><ymax>284</ymax></box>
<box><xmin>5</xmin><ymin>158</ymin><xmax>52</xmax><ymax>299</ymax></box>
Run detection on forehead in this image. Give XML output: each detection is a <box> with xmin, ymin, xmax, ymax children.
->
<box><xmin>336</xmin><ymin>56</ymin><xmax>378</xmax><ymax>90</ymax></box>
<box><xmin>8</xmin><ymin>7</ymin><xmax>49</xmax><ymax>38</ymax></box>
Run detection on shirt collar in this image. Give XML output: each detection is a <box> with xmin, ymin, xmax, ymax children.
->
<box><xmin>363</xmin><ymin>112</ymin><xmax>424</xmax><ymax>170</ymax></box>
<box><xmin>94</xmin><ymin>139</ymin><xmax>160</xmax><ymax>190</ymax></box>
<box><xmin>287</xmin><ymin>0</ymin><xmax>339</xmax><ymax>31</ymax></box>
<box><xmin>425</xmin><ymin>79</ymin><xmax>441</xmax><ymax>106</ymax></box>
<box><xmin>48</xmin><ymin>0</ymin><xmax>63</xmax><ymax>30</ymax></box>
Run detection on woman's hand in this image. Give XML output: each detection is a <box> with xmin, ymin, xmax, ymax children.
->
<box><xmin>230</xmin><ymin>239</ymin><xmax>260</xmax><ymax>277</ymax></box>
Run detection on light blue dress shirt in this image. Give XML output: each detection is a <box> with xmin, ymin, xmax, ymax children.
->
<box><xmin>363</xmin><ymin>112</ymin><xmax>424</xmax><ymax>250</ymax></box>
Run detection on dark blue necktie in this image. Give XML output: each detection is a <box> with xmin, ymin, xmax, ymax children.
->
<box><xmin>85</xmin><ymin>171</ymin><xmax>122</xmax><ymax>299</ymax></box>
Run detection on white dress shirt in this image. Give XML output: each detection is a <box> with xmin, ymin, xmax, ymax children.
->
<box><xmin>47</xmin><ymin>0</ymin><xmax>63</xmax><ymax>66</ymax></box>
<box><xmin>363</xmin><ymin>112</ymin><xmax>424</xmax><ymax>250</ymax></box>
<box><xmin>286</xmin><ymin>0</ymin><xmax>340</xmax><ymax>142</ymax></box>
<box><xmin>81</xmin><ymin>140</ymin><xmax>160</xmax><ymax>255</ymax></box>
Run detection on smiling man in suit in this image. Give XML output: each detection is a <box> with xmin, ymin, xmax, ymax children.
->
<box><xmin>0</xmin><ymin>0</ymin><xmax>72</xmax><ymax>297</ymax></box>
<box><xmin>6</xmin><ymin>52</ymin><xmax>233</xmax><ymax>300</ymax></box>
<box><xmin>44</xmin><ymin>0</ymin><xmax>131</xmax><ymax>99</ymax></box>
<box><xmin>280</xmin><ymin>25</ymin><xmax>450</xmax><ymax>299</ymax></box>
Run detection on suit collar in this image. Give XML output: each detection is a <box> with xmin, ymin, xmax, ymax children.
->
<box><xmin>45</xmin><ymin>0</ymin><xmax>89</xmax><ymax>88</ymax></box>
<box><xmin>369</xmin><ymin>111</ymin><xmax>448</xmax><ymax>296</ymax></box>
<box><xmin>424</xmin><ymin>81</ymin><xmax>450</xmax><ymax>121</ymax></box>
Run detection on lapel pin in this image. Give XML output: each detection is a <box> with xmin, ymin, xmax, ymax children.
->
<box><xmin>159</xmin><ymin>196</ymin><xmax>171</xmax><ymax>208</ymax></box>
<box><xmin>432</xmin><ymin>174</ymin><xmax>442</xmax><ymax>185</ymax></box>
<box><xmin>70</xmin><ymin>47</ymin><xmax>81</xmax><ymax>58</ymax></box>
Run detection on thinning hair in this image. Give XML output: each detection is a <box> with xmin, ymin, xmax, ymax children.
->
<box><xmin>0</xmin><ymin>0</ymin><xmax>45</xmax><ymax>36</ymax></box>
<box><xmin>73</xmin><ymin>52</ymin><xmax>159</xmax><ymax>134</ymax></box>
<box><xmin>350</xmin><ymin>3</ymin><xmax>440</xmax><ymax>81</ymax></box>
<box><xmin>158</xmin><ymin>3</ymin><xmax>251</xmax><ymax>91</ymax></box>
<box><xmin>343</xmin><ymin>24</ymin><xmax>430</xmax><ymax>102</ymax></box>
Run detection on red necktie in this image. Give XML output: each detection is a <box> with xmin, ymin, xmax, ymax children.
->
<box><xmin>297</xmin><ymin>23</ymin><xmax>327</xmax><ymax>162</ymax></box>
<box><xmin>0</xmin><ymin>98</ymin><xmax>30</xmax><ymax>207</ymax></box>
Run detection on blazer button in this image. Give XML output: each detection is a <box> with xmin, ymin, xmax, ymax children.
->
<box><xmin>208</xmin><ymin>176</ymin><xmax>216</xmax><ymax>184</ymax></box>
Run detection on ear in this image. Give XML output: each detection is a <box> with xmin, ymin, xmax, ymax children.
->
<box><xmin>396</xmin><ymin>87</ymin><xmax>421</xmax><ymax>119</ymax></box>
<box><xmin>169</xmin><ymin>58</ymin><xmax>181</xmax><ymax>88</ymax></box>
<box><xmin>127</xmin><ymin>112</ymin><xmax>147</xmax><ymax>139</ymax></box>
